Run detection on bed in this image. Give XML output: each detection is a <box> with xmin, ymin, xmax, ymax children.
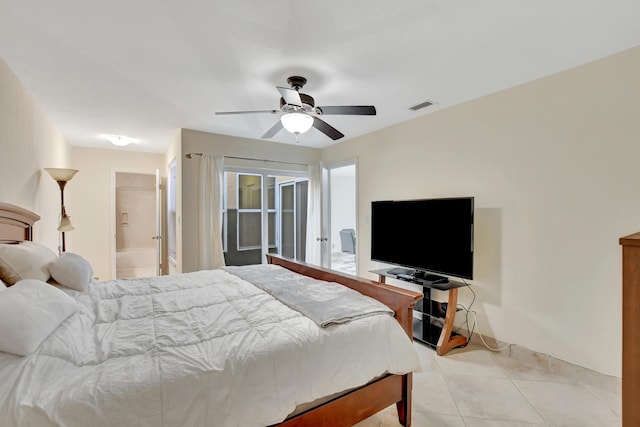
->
<box><xmin>0</xmin><ymin>202</ymin><xmax>422</xmax><ymax>427</ymax></box>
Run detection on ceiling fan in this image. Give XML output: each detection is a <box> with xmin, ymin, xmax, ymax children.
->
<box><xmin>215</xmin><ymin>76</ymin><xmax>376</xmax><ymax>141</ymax></box>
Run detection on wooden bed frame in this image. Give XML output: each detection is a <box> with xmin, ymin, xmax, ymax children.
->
<box><xmin>267</xmin><ymin>254</ymin><xmax>422</xmax><ymax>427</ymax></box>
<box><xmin>0</xmin><ymin>202</ymin><xmax>40</xmax><ymax>243</ymax></box>
<box><xmin>0</xmin><ymin>202</ymin><xmax>422</xmax><ymax>427</ymax></box>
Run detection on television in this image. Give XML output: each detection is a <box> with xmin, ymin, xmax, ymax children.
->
<box><xmin>371</xmin><ymin>197</ymin><xmax>474</xmax><ymax>280</ymax></box>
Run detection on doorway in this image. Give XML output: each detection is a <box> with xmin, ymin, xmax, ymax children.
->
<box><xmin>324</xmin><ymin>162</ymin><xmax>357</xmax><ymax>275</ymax></box>
<box><xmin>112</xmin><ymin>170</ymin><xmax>162</xmax><ymax>279</ymax></box>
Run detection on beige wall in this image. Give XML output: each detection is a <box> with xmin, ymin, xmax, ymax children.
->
<box><xmin>322</xmin><ymin>46</ymin><xmax>640</xmax><ymax>376</ymax></box>
<box><xmin>180</xmin><ymin>129</ymin><xmax>321</xmax><ymax>273</ymax></box>
<box><xmin>0</xmin><ymin>57</ymin><xmax>71</xmax><ymax>251</ymax></box>
<box><xmin>69</xmin><ymin>147</ymin><xmax>165</xmax><ymax>281</ymax></box>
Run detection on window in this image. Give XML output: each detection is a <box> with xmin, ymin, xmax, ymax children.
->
<box><xmin>237</xmin><ymin>174</ymin><xmax>262</xmax><ymax>249</ymax></box>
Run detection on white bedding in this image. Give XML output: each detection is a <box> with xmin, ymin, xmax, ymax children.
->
<box><xmin>223</xmin><ymin>264</ymin><xmax>394</xmax><ymax>327</ymax></box>
<box><xmin>0</xmin><ymin>265</ymin><xmax>419</xmax><ymax>427</ymax></box>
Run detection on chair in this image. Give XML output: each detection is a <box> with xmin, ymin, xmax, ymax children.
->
<box><xmin>339</xmin><ymin>229</ymin><xmax>356</xmax><ymax>254</ymax></box>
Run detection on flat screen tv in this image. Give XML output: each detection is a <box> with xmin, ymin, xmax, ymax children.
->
<box><xmin>371</xmin><ymin>197</ymin><xmax>474</xmax><ymax>280</ymax></box>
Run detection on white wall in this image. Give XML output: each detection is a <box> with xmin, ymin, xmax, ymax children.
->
<box><xmin>330</xmin><ymin>169</ymin><xmax>356</xmax><ymax>253</ymax></box>
<box><xmin>0</xmin><ymin>57</ymin><xmax>71</xmax><ymax>251</ymax></box>
<box><xmin>180</xmin><ymin>129</ymin><xmax>322</xmax><ymax>273</ymax></box>
<box><xmin>322</xmin><ymin>46</ymin><xmax>640</xmax><ymax>376</ymax></box>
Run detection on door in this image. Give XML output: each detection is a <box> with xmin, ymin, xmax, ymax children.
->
<box><xmin>166</xmin><ymin>160</ymin><xmax>177</xmax><ymax>273</ymax></box>
<box><xmin>154</xmin><ymin>169</ymin><xmax>162</xmax><ymax>276</ymax></box>
<box><xmin>222</xmin><ymin>170</ymin><xmax>308</xmax><ymax>266</ymax></box>
<box><xmin>322</xmin><ymin>162</ymin><xmax>357</xmax><ymax>275</ymax></box>
<box><xmin>112</xmin><ymin>170</ymin><xmax>162</xmax><ymax>279</ymax></box>
<box><xmin>278</xmin><ymin>179</ymin><xmax>308</xmax><ymax>262</ymax></box>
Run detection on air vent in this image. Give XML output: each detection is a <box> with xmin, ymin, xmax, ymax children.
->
<box><xmin>409</xmin><ymin>100</ymin><xmax>436</xmax><ymax>111</ymax></box>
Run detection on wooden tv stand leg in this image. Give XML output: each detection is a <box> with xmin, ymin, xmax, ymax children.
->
<box><xmin>437</xmin><ymin>288</ymin><xmax>468</xmax><ymax>355</ymax></box>
<box><xmin>376</xmin><ymin>274</ymin><xmax>467</xmax><ymax>356</ymax></box>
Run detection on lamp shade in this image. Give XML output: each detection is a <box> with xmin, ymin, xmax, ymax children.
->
<box><xmin>45</xmin><ymin>168</ymin><xmax>78</xmax><ymax>182</ymax></box>
<box><xmin>280</xmin><ymin>112</ymin><xmax>314</xmax><ymax>134</ymax></box>
<box><xmin>57</xmin><ymin>214</ymin><xmax>74</xmax><ymax>232</ymax></box>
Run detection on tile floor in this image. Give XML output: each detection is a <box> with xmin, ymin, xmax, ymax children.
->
<box><xmin>331</xmin><ymin>251</ymin><xmax>356</xmax><ymax>275</ymax></box>
<box><xmin>355</xmin><ymin>341</ymin><xmax>621</xmax><ymax>427</ymax></box>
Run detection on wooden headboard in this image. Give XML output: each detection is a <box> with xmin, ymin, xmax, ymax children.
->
<box><xmin>0</xmin><ymin>202</ymin><xmax>40</xmax><ymax>243</ymax></box>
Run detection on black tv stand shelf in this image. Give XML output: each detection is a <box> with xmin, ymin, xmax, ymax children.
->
<box><xmin>386</xmin><ymin>268</ymin><xmax>449</xmax><ymax>284</ymax></box>
<box><xmin>372</xmin><ymin>268</ymin><xmax>469</xmax><ymax>355</ymax></box>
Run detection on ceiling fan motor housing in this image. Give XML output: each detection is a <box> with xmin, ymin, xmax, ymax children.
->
<box><xmin>280</xmin><ymin>93</ymin><xmax>315</xmax><ymax>111</ymax></box>
<box><xmin>287</xmin><ymin>75</ymin><xmax>307</xmax><ymax>90</ymax></box>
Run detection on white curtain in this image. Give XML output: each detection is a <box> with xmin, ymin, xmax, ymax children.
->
<box><xmin>198</xmin><ymin>154</ymin><xmax>226</xmax><ymax>270</ymax></box>
<box><xmin>305</xmin><ymin>164</ymin><xmax>322</xmax><ymax>266</ymax></box>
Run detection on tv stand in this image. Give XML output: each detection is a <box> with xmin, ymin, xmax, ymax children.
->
<box><xmin>387</xmin><ymin>267</ymin><xmax>414</xmax><ymax>276</ymax></box>
<box><xmin>389</xmin><ymin>268</ymin><xmax>450</xmax><ymax>284</ymax></box>
<box><xmin>417</xmin><ymin>271</ymin><xmax>449</xmax><ymax>284</ymax></box>
<box><xmin>371</xmin><ymin>268</ymin><xmax>468</xmax><ymax>355</ymax></box>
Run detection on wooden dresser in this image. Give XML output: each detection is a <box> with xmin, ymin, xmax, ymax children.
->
<box><xmin>619</xmin><ymin>232</ymin><xmax>640</xmax><ymax>426</ymax></box>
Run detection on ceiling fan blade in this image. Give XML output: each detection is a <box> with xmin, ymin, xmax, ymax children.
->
<box><xmin>312</xmin><ymin>117</ymin><xmax>345</xmax><ymax>141</ymax></box>
<box><xmin>261</xmin><ymin>120</ymin><xmax>283</xmax><ymax>139</ymax></box>
<box><xmin>277</xmin><ymin>86</ymin><xmax>303</xmax><ymax>107</ymax></box>
<box><xmin>317</xmin><ymin>106</ymin><xmax>376</xmax><ymax>115</ymax></box>
<box><xmin>215</xmin><ymin>109</ymin><xmax>279</xmax><ymax>115</ymax></box>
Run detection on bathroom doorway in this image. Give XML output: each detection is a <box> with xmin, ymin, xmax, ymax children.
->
<box><xmin>112</xmin><ymin>170</ymin><xmax>162</xmax><ymax>279</ymax></box>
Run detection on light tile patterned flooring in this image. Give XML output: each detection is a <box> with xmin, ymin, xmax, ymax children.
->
<box><xmin>323</xmin><ymin>255</ymin><xmax>620</xmax><ymax>426</ymax></box>
<box><xmin>331</xmin><ymin>252</ymin><xmax>356</xmax><ymax>275</ymax></box>
<box><xmin>355</xmin><ymin>341</ymin><xmax>621</xmax><ymax>427</ymax></box>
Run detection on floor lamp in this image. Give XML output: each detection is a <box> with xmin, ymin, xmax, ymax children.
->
<box><xmin>45</xmin><ymin>168</ymin><xmax>78</xmax><ymax>253</ymax></box>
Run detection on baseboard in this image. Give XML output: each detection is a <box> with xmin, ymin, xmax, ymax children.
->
<box><xmin>462</xmin><ymin>331</ymin><xmax>621</xmax><ymax>389</ymax></box>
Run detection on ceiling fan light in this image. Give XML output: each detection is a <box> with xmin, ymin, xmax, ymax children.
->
<box><xmin>280</xmin><ymin>112</ymin><xmax>313</xmax><ymax>135</ymax></box>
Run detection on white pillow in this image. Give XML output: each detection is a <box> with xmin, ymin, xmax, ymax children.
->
<box><xmin>0</xmin><ymin>279</ymin><xmax>78</xmax><ymax>356</ymax></box>
<box><xmin>48</xmin><ymin>253</ymin><xmax>93</xmax><ymax>292</ymax></box>
<box><xmin>0</xmin><ymin>241</ymin><xmax>57</xmax><ymax>285</ymax></box>
<box><xmin>0</xmin><ymin>279</ymin><xmax>6</xmax><ymax>290</ymax></box>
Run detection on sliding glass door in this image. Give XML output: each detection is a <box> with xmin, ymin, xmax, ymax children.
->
<box><xmin>279</xmin><ymin>180</ymin><xmax>308</xmax><ymax>262</ymax></box>
<box><xmin>223</xmin><ymin>170</ymin><xmax>308</xmax><ymax>266</ymax></box>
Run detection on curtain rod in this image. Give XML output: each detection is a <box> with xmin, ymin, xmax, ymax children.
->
<box><xmin>184</xmin><ymin>152</ymin><xmax>308</xmax><ymax>167</ymax></box>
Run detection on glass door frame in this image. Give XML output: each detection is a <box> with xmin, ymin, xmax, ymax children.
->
<box><xmin>223</xmin><ymin>166</ymin><xmax>308</xmax><ymax>264</ymax></box>
<box><xmin>277</xmin><ymin>177</ymin><xmax>309</xmax><ymax>261</ymax></box>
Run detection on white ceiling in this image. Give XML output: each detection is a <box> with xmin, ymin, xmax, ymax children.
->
<box><xmin>1</xmin><ymin>1</ymin><xmax>639</xmax><ymax>152</ymax></box>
